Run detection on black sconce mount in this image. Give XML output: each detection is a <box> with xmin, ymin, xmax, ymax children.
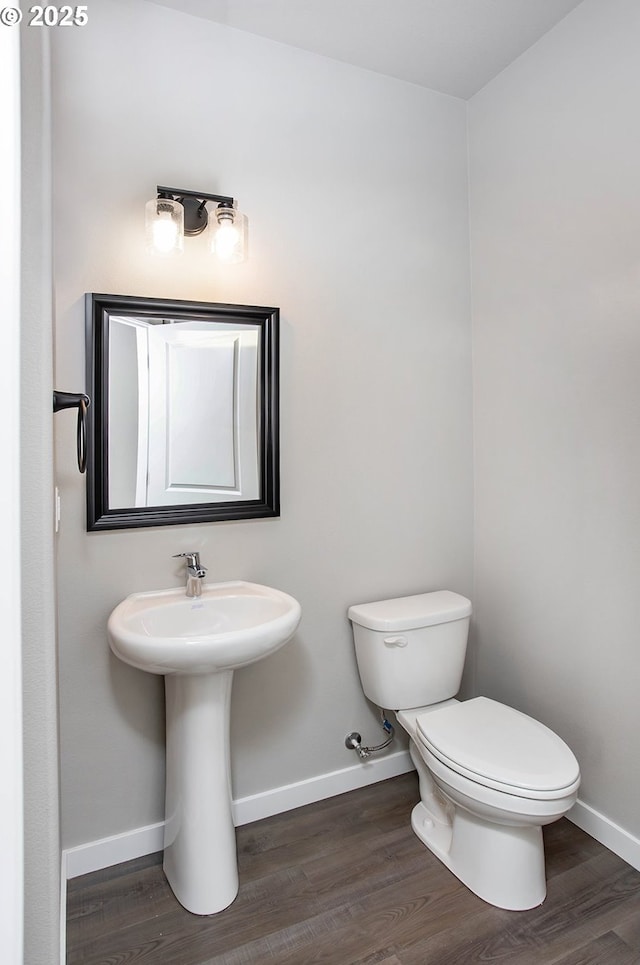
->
<box><xmin>156</xmin><ymin>185</ymin><xmax>235</xmax><ymax>236</ymax></box>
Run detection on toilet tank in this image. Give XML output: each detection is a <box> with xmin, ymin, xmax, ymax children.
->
<box><xmin>348</xmin><ymin>591</ymin><xmax>472</xmax><ymax>710</ymax></box>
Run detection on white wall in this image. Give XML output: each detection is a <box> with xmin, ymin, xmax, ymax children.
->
<box><xmin>52</xmin><ymin>0</ymin><xmax>473</xmax><ymax>848</ymax></box>
<box><xmin>1</xmin><ymin>18</ymin><xmax>24</xmax><ymax>965</ymax></box>
<box><xmin>470</xmin><ymin>0</ymin><xmax>640</xmax><ymax>838</ymax></box>
<box><xmin>20</xmin><ymin>28</ymin><xmax>62</xmax><ymax>965</ymax></box>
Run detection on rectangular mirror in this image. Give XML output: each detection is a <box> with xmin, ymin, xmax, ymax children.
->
<box><xmin>85</xmin><ymin>293</ymin><xmax>279</xmax><ymax>530</ymax></box>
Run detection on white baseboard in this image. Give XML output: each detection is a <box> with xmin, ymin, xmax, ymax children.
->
<box><xmin>64</xmin><ymin>818</ymin><xmax>166</xmax><ymax>880</ymax></box>
<box><xmin>232</xmin><ymin>748</ymin><xmax>414</xmax><ymax>826</ymax></box>
<box><xmin>59</xmin><ymin>853</ymin><xmax>67</xmax><ymax>965</ymax></box>
<box><xmin>63</xmin><ymin>750</ymin><xmax>414</xmax><ymax>880</ymax></box>
<box><xmin>567</xmin><ymin>799</ymin><xmax>640</xmax><ymax>872</ymax></box>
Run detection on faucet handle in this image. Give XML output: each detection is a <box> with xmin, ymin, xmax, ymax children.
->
<box><xmin>173</xmin><ymin>551</ymin><xmax>204</xmax><ymax>570</ymax></box>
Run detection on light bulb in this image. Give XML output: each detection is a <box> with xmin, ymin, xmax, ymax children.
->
<box><xmin>210</xmin><ymin>207</ymin><xmax>247</xmax><ymax>264</ymax></box>
<box><xmin>214</xmin><ymin>221</ymin><xmax>240</xmax><ymax>260</ymax></box>
<box><xmin>145</xmin><ymin>198</ymin><xmax>184</xmax><ymax>255</ymax></box>
<box><xmin>153</xmin><ymin>212</ymin><xmax>180</xmax><ymax>253</ymax></box>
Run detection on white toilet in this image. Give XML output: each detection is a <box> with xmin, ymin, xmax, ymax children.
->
<box><xmin>348</xmin><ymin>590</ymin><xmax>580</xmax><ymax>911</ymax></box>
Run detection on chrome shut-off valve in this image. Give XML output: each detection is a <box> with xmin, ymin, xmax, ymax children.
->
<box><xmin>345</xmin><ymin>712</ymin><xmax>395</xmax><ymax>760</ymax></box>
<box><xmin>345</xmin><ymin>732</ymin><xmax>370</xmax><ymax>760</ymax></box>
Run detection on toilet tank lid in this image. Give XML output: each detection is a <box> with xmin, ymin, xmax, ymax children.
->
<box><xmin>348</xmin><ymin>590</ymin><xmax>471</xmax><ymax>631</ymax></box>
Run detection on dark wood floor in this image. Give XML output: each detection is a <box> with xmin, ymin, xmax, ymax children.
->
<box><xmin>66</xmin><ymin>773</ymin><xmax>640</xmax><ymax>964</ymax></box>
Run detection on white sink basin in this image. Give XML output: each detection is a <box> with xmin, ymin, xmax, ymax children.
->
<box><xmin>108</xmin><ymin>580</ymin><xmax>301</xmax><ymax>675</ymax></box>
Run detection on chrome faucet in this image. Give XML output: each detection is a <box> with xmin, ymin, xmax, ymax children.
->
<box><xmin>173</xmin><ymin>552</ymin><xmax>207</xmax><ymax>598</ymax></box>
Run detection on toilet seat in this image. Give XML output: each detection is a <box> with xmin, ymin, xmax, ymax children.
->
<box><xmin>416</xmin><ymin>697</ymin><xmax>580</xmax><ymax>801</ymax></box>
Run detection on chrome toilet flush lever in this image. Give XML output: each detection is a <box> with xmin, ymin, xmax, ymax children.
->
<box><xmin>173</xmin><ymin>552</ymin><xmax>207</xmax><ymax>598</ymax></box>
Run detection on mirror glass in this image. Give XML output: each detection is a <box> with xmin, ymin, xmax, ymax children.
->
<box><xmin>85</xmin><ymin>294</ymin><xmax>279</xmax><ymax>530</ymax></box>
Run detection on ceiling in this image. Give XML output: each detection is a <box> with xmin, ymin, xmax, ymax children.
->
<box><xmin>148</xmin><ymin>0</ymin><xmax>584</xmax><ymax>99</ymax></box>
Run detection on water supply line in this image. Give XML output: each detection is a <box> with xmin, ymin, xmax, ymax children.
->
<box><xmin>345</xmin><ymin>709</ymin><xmax>395</xmax><ymax>760</ymax></box>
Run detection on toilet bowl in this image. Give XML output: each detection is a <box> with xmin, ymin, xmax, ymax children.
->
<box><xmin>400</xmin><ymin>697</ymin><xmax>579</xmax><ymax>909</ymax></box>
<box><xmin>348</xmin><ymin>591</ymin><xmax>580</xmax><ymax>911</ymax></box>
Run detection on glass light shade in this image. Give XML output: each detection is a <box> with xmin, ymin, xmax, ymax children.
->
<box><xmin>209</xmin><ymin>206</ymin><xmax>247</xmax><ymax>264</ymax></box>
<box><xmin>145</xmin><ymin>198</ymin><xmax>184</xmax><ymax>255</ymax></box>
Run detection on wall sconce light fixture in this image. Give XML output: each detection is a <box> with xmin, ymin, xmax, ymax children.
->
<box><xmin>145</xmin><ymin>185</ymin><xmax>247</xmax><ymax>263</ymax></box>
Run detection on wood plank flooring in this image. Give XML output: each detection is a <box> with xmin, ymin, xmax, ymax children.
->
<box><xmin>66</xmin><ymin>773</ymin><xmax>640</xmax><ymax>964</ymax></box>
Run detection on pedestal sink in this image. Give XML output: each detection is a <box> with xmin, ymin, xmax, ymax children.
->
<box><xmin>108</xmin><ymin>580</ymin><xmax>301</xmax><ymax>915</ymax></box>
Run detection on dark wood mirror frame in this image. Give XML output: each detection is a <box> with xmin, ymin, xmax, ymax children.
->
<box><xmin>85</xmin><ymin>293</ymin><xmax>279</xmax><ymax>531</ymax></box>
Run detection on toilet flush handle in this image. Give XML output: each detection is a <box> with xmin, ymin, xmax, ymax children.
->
<box><xmin>384</xmin><ymin>635</ymin><xmax>408</xmax><ymax>648</ymax></box>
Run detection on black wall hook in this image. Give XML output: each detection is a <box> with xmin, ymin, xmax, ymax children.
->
<box><xmin>53</xmin><ymin>391</ymin><xmax>91</xmax><ymax>473</ymax></box>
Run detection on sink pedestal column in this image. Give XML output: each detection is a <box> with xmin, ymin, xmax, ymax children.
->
<box><xmin>163</xmin><ymin>671</ymin><xmax>238</xmax><ymax>915</ymax></box>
